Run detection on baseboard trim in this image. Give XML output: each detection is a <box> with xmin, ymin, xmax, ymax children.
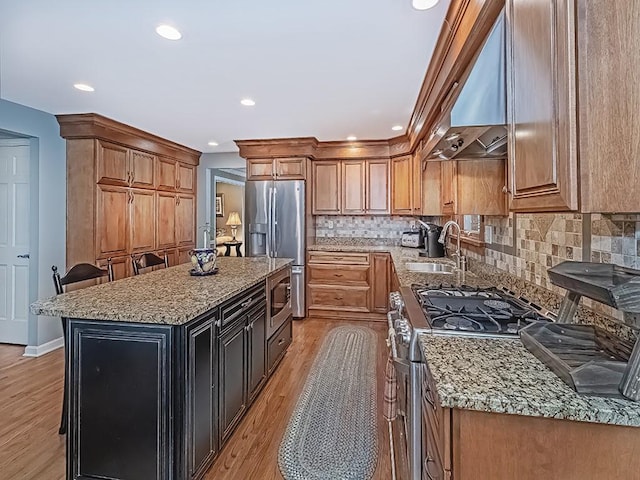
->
<box><xmin>23</xmin><ymin>336</ymin><xmax>64</xmax><ymax>357</ymax></box>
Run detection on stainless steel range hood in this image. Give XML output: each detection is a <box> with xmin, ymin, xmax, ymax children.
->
<box><xmin>425</xmin><ymin>11</ymin><xmax>506</xmax><ymax>160</ymax></box>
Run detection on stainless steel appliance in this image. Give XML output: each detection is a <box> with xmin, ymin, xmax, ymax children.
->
<box><xmin>386</xmin><ymin>284</ymin><xmax>552</xmax><ymax>479</ymax></box>
<box><xmin>245</xmin><ymin>180</ymin><xmax>306</xmax><ymax>317</ymax></box>
<box><xmin>401</xmin><ymin>230</ymin><xmax>424</xmax><ymax>248</ymax></box>
<box><xmin>267</xmin><ymin>266</ymin><xmax>292</xmax><ymax>337</ymax></box>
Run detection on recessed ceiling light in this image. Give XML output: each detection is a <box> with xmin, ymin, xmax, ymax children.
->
<box><xmin>240</xmin><ymin>98</ymin><xmax>256</xmax><ymax>106</ymax></box>
<box><xmin>208</xmin><ymin>141</ymin><xmax>219</xmax><ymax>146</ymax></box>
<box><xmin>347</xmin><ymin>135</ymin><xmax>357</xmax><ymax>141</ymax></box>
<box><xmin>392</xmin><ymin>125</ymin><xmax>403</xmax><ymax>131</ymax></box>
<box><xmin>412</xmin><ymin>0</ymin><xmax>439</xmax><ymax>10</ymax></box>
<box><xmin>155</xmin><ymin>24</ymin><xmax>182</xmax><ymax>40</ymax></box>
<box><xmin>73</xmin><ymin>83</ymin><xmax>94</xmax><ymax>92</ymax></box>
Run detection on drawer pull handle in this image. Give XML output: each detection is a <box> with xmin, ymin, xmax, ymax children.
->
<box><xmin>334</xmin><ymin>273</ymin><xmax>344</xmax><ymax>277</ymax></box>
<box><xmin>334</xmin><ymin>296</ymin><xmax>344</xmax><ymax>300</ymax></box>
<box><xmin>425</xmin><ymin>455</ymin><xmax>437</xmax><ymax>480</ymax></box>
<box><xmin>424</xmin><ymin>388</ymin><xmax>437</xmax><ymax>411</ymax></box>
<box><xmin>241</xmin><ymin>297</ymin><xmax>253</xmax><ymax>309</ymax></box>
<box><xmin>278</xmin><ymin>338</ymin><xmax>285</xmax><ymax>345</ymax></box>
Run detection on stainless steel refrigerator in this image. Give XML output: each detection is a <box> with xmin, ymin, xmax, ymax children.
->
<box><xmin>245</xmin><ymin>180</ymin><xmax>305</xmax><ymax>317</ymax></box>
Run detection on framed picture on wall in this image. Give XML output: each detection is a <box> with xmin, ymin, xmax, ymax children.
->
<box><xmin>215</xmin><ymin>193</ymin><xmax>224</xmax><ymax>217</ymax></box>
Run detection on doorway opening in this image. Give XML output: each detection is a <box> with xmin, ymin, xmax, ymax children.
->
<box><xmin>207</xmin><ymin>169</ymin><xmax>246</xmax><ymax>256</ymax></box>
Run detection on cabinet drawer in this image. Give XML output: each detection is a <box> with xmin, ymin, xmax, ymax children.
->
<box><xmin>422</xmin><ymin>362</ymin><xmax>450</xmax><ymax>475</ymax></box>
<box><xmin>308</xmin><ymin>285</ymin><xmax>370</xmax><ymax>312</ymax></box>
<box><xmin>308</xmin><ymin>251</ymin><xmax>370</xmax><ymax>265</ymax></box>
<box><xmin>268</xmin><ymin>316</ymin><xmax>292</xmax><ymax>375</ymax></box>
<box><xmin>220</xmin><ymin>282</ymin><xmax>266</xmax><ymax>330</ymax></box>
<box><xmin>308</xmin><ymin>264</ymin><xmax>370</xmax><ymax>286</ymax></box>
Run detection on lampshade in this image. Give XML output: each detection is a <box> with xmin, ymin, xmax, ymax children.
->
<box><xmin>226</xmin><ymin>212</ymin><xmax>242</xmax><ymax>226</ymax></box>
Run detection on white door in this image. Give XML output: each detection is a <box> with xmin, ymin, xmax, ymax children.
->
<box><xmin>0</xmin><ymin>140</ymin><xmax>30</xmax><ymax>345</ymax></box>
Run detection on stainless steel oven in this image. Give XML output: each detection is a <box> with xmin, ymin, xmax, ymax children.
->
<box><xmin>267</xmin><ymin>266</ymin><xmax>292</xmax><ymax>337</ymax></box>
<box><xmin>387</xmin><ymin>292</ymin><xmax>425</xmax><ymax>480</ymax></box>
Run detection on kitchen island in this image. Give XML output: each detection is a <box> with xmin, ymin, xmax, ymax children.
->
<box><xmin>31</xmin><ymin>257</ymin><xmax>293</xmax><ymax>480</ymax></box>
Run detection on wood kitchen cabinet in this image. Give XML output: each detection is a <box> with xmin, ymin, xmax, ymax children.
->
<box><xmin>312</xmin><ymin>160</ymin><xmax>342</xmax><ymax>214</ymax></box>
<box><xmin>341</xmin><ymin>159</ymin><xmax>390</xmax><ymax>215</ymax></box>
<box><xmin>246</xmin><ymin>157</ymin><xmax>307</xmax><ymax>180</ymax></box>
<box><xmin>307</xmin><ymin>250</ymin><xmax>388</xmax><ymax>320</ymax></box>
<box><xmin>422</xmin><ymin>161</ymin><xmax>442</xmax><ymax>216</ymax></box>
<box><xmin>391</xmin><ymin>155</ymin><xmax>413</xmax><ymax>215</ymax></box>
<box><xmin>58</xmin><ymin>113</ymin><xmax>199</xmax><ymax>277</ymax></box>
<box><xmin>440</xmin><ymin>160</ymin><xmax>457</xmax><ymax>215</ymax></box>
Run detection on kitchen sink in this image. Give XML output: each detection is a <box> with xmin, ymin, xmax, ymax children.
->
<box><xmin>404</xmin><ymin>262</ymin><xmax>455</xmax><ymax>274</ymax></box>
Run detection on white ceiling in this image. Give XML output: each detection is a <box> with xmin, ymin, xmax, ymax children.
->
<box><xmin>0</xmin><ymin>0</ymin><xmax>450</xmax><ymax>153</ymax></box>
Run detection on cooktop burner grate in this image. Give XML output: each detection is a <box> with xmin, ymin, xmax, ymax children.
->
<box><xmin>412</xmin><ymin>284</ymin><xmax>551</xmax><ymax>336</ymax></box>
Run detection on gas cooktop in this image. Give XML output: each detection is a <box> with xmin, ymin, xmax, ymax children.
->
<box><xmin>412</xmin><ymin>284</ymin><xmax>553</xmax><ymax>337</ymax></box>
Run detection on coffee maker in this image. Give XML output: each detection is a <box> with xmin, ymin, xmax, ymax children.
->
<box><xmin>417</xmin><ymin>221</ymin><xmax>445</xmax><ymax>258</ymax></box>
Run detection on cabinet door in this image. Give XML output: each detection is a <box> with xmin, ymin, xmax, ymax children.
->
<box><xmin>176</xmin><ymin>194</ymin><xmax>195</xmax><ymax>246</ymax></box>
<box><xmin>157</xmin><ymin>192</ymin><xmax>176</xmax><ymax>249</ymax></box>
<box><xmin>312</xmin><ymin>160</ymin><xmax>341</xmax><ymax>214</ymax></box>
<box><xmin>130</xmin><ymin>150</ymin><xmax>155</xmax><ymax>189</ymax></box>
<box><xmin>157</xmin><ymin>157</ymin><xmax>177</xmax><ymax>191</ymax></box>
<box><xmin>97</xmin><ymin>255</ymin><xmax>129</xmax><ymax>281</ymax></box>
<box><xmin>275</xmin><ymin>157</ymin><xmax>306</xmax><ymax>180</ymax></box>
<box><xmin>456</xmin><ymin>159</ymin><xmax>507</xmax><ymax>215</ymax></box>
<box><xmin>218</xmin><ymin>320</ymin><xmax>247</xmax><ymax>445</ymax></box>
<box><xmin>422</xmin><ymin>161</ymin><xmax>442</xmax><ymax>215</ymax></box>
<box><xmin>391</xmin><ymin>156</ymin><xmax>413</xmax><ymax>215</ymax></box>
<box><xmin>412</xmin><ymin>153</ymin><xmax>422</xmax><ymax>215</ymax></box>
<box><xmin>177</xmin><ymin>246</ymin><xmax>194</xmax><ymax>265</ymax></box>
<box><xmin>367</xmin><ymin>160</ymin><xmax>390</xmax><ymax>214</ymax></box>
<box><xmin>440</xmin><ymin>161</ymin><xmax>457</xmax><ymax>215</ymax></box>
<box><xmin>95</xmin><ymin>185</ymin><xmax>129</xmax><ymax>259</ymax></box>
<box><xmin>96</xmin><ymin>140</ymin><xmax>129</xmax><ymax>186</ymax></box>
<box><xmin>370</xmin><ymin>253</ymin><xmax>390</xmax><ymax>314</ymax></box>
<box><xmin>187</xmin><ymin>317</ymin><xmax>217</xmax><ymax>477</ymax></box>
<box><xmin>342</xmin><ymin>161</ymin><xmax>366</xmax><ymax>214</ymax></box>
<box><xmin>506</xmin><ymin>0</ymin><xmax>578</xmax><ymax>211</ymax></box>
<box><xmin>247</xmin><ymin>159</ymin><xmax>274</xmax><ymax>180</ymax></box>
<box><xmin>247</xmin><ymin>304</ymin><xmax>267</xmax><ymax>404</ymax></box>
<box><xmin>130</xmin><ymin>189</ymin><xmax>156</xmax><ymax>253</ymax></box>
<box><xmin>177</xmin><ymin>163</ymin><xmax>196</xmax><ymax>193</ymax></box>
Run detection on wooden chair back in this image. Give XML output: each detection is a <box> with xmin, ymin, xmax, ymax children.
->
<box><xmin>52</xmin><ymin>259</ymin><xmax>114</xmax><ymax>294</ymax></box>
<box><xmin>131</xmin><ymin>252</ymin><xmax>169</xmax><ymax>275</ymax></box>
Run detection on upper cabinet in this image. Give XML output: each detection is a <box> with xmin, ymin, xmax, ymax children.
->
<box><xmin>507</xmin><ymin>0</ymin><xmax>639</xmax><ymax>212</ymax></box>
<box><xmin>246</xmin><ymin>157</ymin><xmax>307</xmax><ymax>181</ymax></box>
<box><xmin>341</xmin><ymin>160</ymin><xmax>390</xmax><ymax>215</ymax></box>
<box><xmin>391</xmin><ymin>155</ymin><xmax>413</xmax><ymax>215</ymax></box>
<box><xmin>506</xmin><ymin>0</ymin><xmax>578</xmax><ymax>212</ymax></box>
<box><xmin>312</xmin><ymin>160</ymin><xmax>341</xmax><ymax>214</ymax></box>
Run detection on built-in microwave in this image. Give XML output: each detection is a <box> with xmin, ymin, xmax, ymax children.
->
<box><xmin>267</xmin><ymin>267</ymin><xmax>292</xmax><ymax>337</ymax></box>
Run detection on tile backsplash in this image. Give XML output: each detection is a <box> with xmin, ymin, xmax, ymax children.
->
<box><xmin>480</xmin><ymin>212</ymin><xmax>640</xmax><ymax>325</ymax></box>
<box><xmin>315</xmin><ymin>215</ymin><xmax>414</xmax><ymax>243</ymax></box>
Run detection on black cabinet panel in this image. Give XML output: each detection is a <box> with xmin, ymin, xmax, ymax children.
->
<box><xmin>69</xmin><ymin>323</ymin><xmax>172</xmax><ymax>480</ymax></box>
<box><xmin>268</xmin><ymin>316</ymin><xmax>293</xmax><ymax>376</ymax></box>
<box><xmin>248</xmin><ymin>304</ymin><xmax>267</xmax><ymax>403</ymax></box>
<box><xmin>218</xmin><ymin>320</ymin><xmax>246</xmax><ymax>444</ymax></box>
<box><xmin>187</xmin><ymin>318</ymin><xmax>217</xmax><ymax>477</ymax></box>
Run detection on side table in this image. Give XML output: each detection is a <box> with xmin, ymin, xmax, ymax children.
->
<box><xmin>223</xmin><ymin>241</ymin><xmax>243</xmax><ymax>257</ymax></box>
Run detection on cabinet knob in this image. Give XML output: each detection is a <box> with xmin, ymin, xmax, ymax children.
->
<box><xmin>502</xmin><ymin>185</ymin><xmax>510</xmax><ymax>194</ymax></box>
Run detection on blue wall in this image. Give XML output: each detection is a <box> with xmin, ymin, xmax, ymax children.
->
<box><xmin>0</xmin><ymin>99</ymin><xmax>66</xmax><ymax>348</ymax></box>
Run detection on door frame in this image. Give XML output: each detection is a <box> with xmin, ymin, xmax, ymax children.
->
<box><xmin>0</xmin><ymin>134</ymin><xmax>39</xmax><ymax>348</ymax></box>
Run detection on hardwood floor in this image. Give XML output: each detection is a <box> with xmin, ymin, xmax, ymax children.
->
<box><xmin>0</xmin><ymin>318</ymin><xmax>391</xmax><ymax>480</ymax></box>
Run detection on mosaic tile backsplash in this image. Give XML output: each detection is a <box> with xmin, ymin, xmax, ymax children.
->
<box><xmin>315</xmin><ymin>215</ymin><xmax>414</xmax><ymax>244</ymax></box>
<box><xmin>479</xmin><ymin>213</ymin><xmax>640</xmax><ymax>327</ymax></box>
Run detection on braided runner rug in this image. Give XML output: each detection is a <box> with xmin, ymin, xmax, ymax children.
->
<box><xmin>278</xmin><ymin>325</ymin><xmax>378</xmax><ymax>480</ymax></box>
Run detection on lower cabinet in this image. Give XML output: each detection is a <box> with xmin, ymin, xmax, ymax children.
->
<box><xmin>307</xmin><ymin>250</ymin><xmax>389</xmax><ymax>320</ymax></box>
<box><xmin>247</xmin><ymin>305</ymin><xmax>268</xmax><ymax>404</ymax></box>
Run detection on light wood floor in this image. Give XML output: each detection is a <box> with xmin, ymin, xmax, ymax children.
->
<box><xmin>0</xmin><ymin>318</ymin><xmax>391</xmax><ymax>480</ymax></box>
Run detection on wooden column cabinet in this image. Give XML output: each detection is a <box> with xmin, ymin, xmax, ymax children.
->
<box><xmin>58</xmin><ymin>113</ymin><xmax>200</xmax><ymax>276</ymax></box>
<box><xmin>312</xmin><ymin>160</ymin><xmax>342</xmax><ymax>214</ymax></box>
<box><xmin>391</xmin><ymin>155</ymin><xmax>413</xmax><ymax>215</ymax></box>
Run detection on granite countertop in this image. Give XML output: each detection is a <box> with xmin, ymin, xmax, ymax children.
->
<box><xmin>308</xmin><ymin>243</ymin><xmax>492</xmax><ymax>289</ymax></box>
<box><xmin>418</xmin><ymin>333</ymin><xmax>640</xmax><ymax>427</ymax></box>
<box><xmin>31</xmin><ymin>257</ymin><xmax>293</xmax><ymax>326</ymax></box>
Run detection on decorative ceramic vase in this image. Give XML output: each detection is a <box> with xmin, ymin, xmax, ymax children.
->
<box><xmin>189</xmin><ymin>248</ymin><xmax>217</xmax><ymax>273</ymax></box>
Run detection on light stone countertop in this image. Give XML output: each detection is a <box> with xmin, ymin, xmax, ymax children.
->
<box><xmin>31</xmin><ymin>257</ymin><xmax>293</xmax><ymax>326</ymax></box>
<box><xmin>418</xmin><ymin>333</ymin><xmax>640</xmax><ymax>427</ymax></box>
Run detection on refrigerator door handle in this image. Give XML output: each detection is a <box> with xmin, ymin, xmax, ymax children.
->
<box><xmin>267</xmin><ymin>186</ymin><xmax>273</xmax><ymax>257</ymax></box>
<box><xmin>273</xmin><ymin>187</ymin><xmax>278</xmax><ymax>257</ymax></box>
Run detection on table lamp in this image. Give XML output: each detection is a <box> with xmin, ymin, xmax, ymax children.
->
<box><xmin>226</xmin><ymin>212</ymin><xmax>242</xmax><ymax>241</ymax></box>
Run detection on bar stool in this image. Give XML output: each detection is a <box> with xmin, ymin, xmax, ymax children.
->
<box><xmin>52</xmin><ymin>259</ymin><xmax>114</xmax><ymax>435</ymax></box>
<box><xmin>131</xmin><ymin>252</ymin><xmax>169</xmax><ymax>275</ymax></box>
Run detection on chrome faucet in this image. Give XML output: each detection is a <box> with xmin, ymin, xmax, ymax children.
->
<box><xmin>438</xmin><ymin>220</ymin><xmax>466</xmax><ymax>271</ymax></box>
